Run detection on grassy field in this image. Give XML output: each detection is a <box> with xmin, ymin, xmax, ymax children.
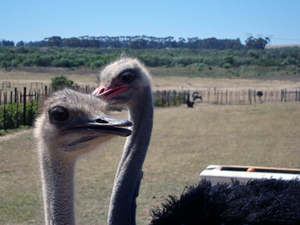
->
<box><xmin>1</xmin><ymin>102</ymin><xmax>300</xmax><ymax>224</ymax></box>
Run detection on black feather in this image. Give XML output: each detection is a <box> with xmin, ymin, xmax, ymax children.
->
<box><xmin>150</xmin><ymin>179</ymin><xmax>300</xmax><ymax>225</ymax></box>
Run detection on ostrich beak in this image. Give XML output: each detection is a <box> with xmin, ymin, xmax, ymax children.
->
<box><xmin>67</xmin><ymin>116</ymin><xmax>132</xmax><ymax>137</ymax></box>
<box><xmin>92</xmin><ymin>85</ymin><xmax>129</xmax><ymax>99</ymax></box>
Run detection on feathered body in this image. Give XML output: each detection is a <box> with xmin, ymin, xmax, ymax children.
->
<box><xmin>151</xmin><ymin>179</ymin><xmax>300</xmax><ymax>225</ymax></box>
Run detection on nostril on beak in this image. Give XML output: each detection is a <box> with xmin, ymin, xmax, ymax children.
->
<box><xmin>96</xmin><ymin>118</ymin><xmax>109</xmax><ymax>124</ymax></box>
<box><xmin>92</xmin><ymin>86</ymin><xmax>106</xmax><ymax>96</ymax></box>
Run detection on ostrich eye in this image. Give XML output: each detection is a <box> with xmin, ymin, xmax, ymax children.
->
<box><xmin>119</xmin><ymin>69</ymin><xmax>136</xmax><ymax>82</ymax></box>
<box><xmin>50</xmin><ymin>106</ymin><xmax>69</xmax><ymax>122</ymax></box>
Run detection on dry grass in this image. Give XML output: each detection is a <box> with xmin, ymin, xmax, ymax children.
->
<box><xmin>0</xmin><ymin>67</ymin><xmax>100</xmax><ymax>91</ymax></box>
<box><xmin>1</xmin><ymin>67</ymin><xmax>300</xmax><ymax>93</ymax></box>
<box><xmin>1</xmin><ymin>102</ymin><xmax>300</xmax><ymax>224</ymax></box>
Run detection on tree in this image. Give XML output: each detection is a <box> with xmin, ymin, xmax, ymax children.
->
<box><xmin>45</xmin><ymin>36</ymin><xmax>63</xmax><ymax>47</ymax></box>
<box><xmin>203</xmin><ymin>37</ymin><xmax>219</xmax><ymax>49</ymax></box>
<box><xmin>245</xmin><ymin>36</ymin><xmax>269</xmax><ymax>49</ymax></box>
<box><xmin>64</xmin><ymin>37</ymin><xmax>81</xmax><ymax>47</ymax></box>
<box><xmin>1</xmin><ymin>40</ymin><xmax>14</xmax><ymax>47</ymax></box>
<box><xmin>16</xmin><ymin>41</ymin><xmax>25</xmax><ymax>47</ymax></box>
<box><xmin>51</xmin><ymin>76</ymin><xmax>74</xmax><ymax>90</ymax></box>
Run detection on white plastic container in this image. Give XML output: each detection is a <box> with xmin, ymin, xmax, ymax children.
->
<box><xmin>200</xmin><ymin>165</ymin><xmax>300</xmax><ymax>185</ymax></box>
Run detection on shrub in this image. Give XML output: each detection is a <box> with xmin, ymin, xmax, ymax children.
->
<box><xmin>26</xmin><ymin>100</ymin><xmax>39</xmax><ymax>125</ymax></box>
<box><xmin>223</xmin><ymin>63</ymin><xmax>231</xmax><ymax>69</ymax></box>
<box><xmin>198</xmin><ymin>63</ymin><xmax>206</xmax><ymax>71</ymax></box>
<box><xmin>90</xmin><ymin>59</ymin><xmax>105</xmax><ymax>68</ymax></box>
<box><xmin>0</xmin><ymin>60</ymin><xmax>11</xmax><ymax>68</ymax></box>
<box><xmin>51</xmin><ymin>75</ymin><xmax>74</xmax><ymax>90</ymax></box>
<box><xmin>0</xmin><ymin>100</ymin><xmax>38</xmax><ymax>129</ymax></box>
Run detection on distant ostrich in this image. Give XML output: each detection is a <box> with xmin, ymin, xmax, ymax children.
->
<box><xmin>186</xmin><ymin>93</ymin><xmax>194</xmax><ymax>107</ymax></box>
<box><xmin>192</xmin><ymin>91</ymin><xmax>202</xmax><ymax>101</ymax></box>
<box><xmin>257</xmin><ymin>91</ymin><xmax>263</xmax><ymax>99</ymax></box>
<box><xmin>93</xmin><ymin>58</ymin><xmax>300</xmax><ymax>225</ymax></box>
<box><xmin>34</xmin><ymin>89</ymin><xmax>132</xmax><ymax>225</ymax></box>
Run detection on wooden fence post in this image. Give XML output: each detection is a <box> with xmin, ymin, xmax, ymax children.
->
<box><xmin>271</xmin><ymin>91</ymin><xmax>273</xmax><ymax>103</ymax></box>
<box><xmin>226</xmin><ymin>90</ymin><xmax>228</xmax><ymax>104</ymax></box>
<box><xmin>3</xmin><ymin>92</ymin><xmax>6</xmax><ymax>129</ymax></box>
<box><xmin>23</xmin><ymin>87</ymin><xmax>26</xmax><ymax>126</ymax></box>
<box><xmin>221</xmin><ymin>90</ymin><xmax>223</xmax><ymax>104</ymax></box>
<box><xmin>167</xmin><ymin>90</ymin><xmax>171</xmax><ymax>106</ymax></box>
<box><xmin>208</xmin><ymin>89</ymin><xmax>210</xmax><ymax>104</ymax></box>
<box><xmin>265</xmin><ymin>90</ymin><xmax>267</xmax><ymax>103</ymax></box>
<box><xmin>14</xmin><ymin>88</ymin><xmax>17</xmax><ymax>103</ymax></box>
<box><xmin>285</xmin><ymin>89</ymin><xmax>287</xmax><ymax>102</ymax></box>
<box><xmin>10</xmin><ymin>91</ymin><xmax>13</xmax><ymax>104</ymax></box>
<box><xmin>249</xmin><ymin>89</ymin><xmax>252</xmax><ymax>104</ymax></box>
<box><xmin>16</xmin><ymin>90</ymin><xmax>19</xmax><ymax>128</ymax></box>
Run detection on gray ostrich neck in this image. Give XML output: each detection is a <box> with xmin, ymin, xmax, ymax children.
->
<box><xmin>108</xmin><ymin>86</ymin><xmax>153</xmax><ymax>225</ymax></box>
<box><xmin>40</xmin><ymin>150</ymin><xmax>76</xmax><ymax>225</ymax></box>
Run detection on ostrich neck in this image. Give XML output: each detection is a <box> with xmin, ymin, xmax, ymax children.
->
<box><xmin>40</xmin><ymin>148</ymin><xmax>76</xmax><ymax>225</ymax></box>
<box><xmin>108</xmin><ymin>86</ymin><xmax>153</xmax><ymax>225</ymax></box>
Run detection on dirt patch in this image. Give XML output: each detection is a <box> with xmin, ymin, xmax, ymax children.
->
<box><xmin>0</xmin><ymin>129</ymin><xmax>32</xmax><ymax>143</ymax></box>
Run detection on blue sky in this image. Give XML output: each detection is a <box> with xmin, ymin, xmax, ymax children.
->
<box><xmin>1</xmin><ymin>0</ymin><xmax>300</xmax><ymax>46</ymax></box>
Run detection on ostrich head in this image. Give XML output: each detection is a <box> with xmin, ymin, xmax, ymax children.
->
<box><xmin>35</xmin><ymin>88</ymin><xmax>132</xmax><ymax>157</ymax></box>
<box><xmin>92</xmin><ymin>57</ymin><xmax>152</xmax><ymax>107</ymax></box>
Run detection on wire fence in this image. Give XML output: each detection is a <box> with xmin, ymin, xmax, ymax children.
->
<box><xmin>185</xmin><ymin>88</ymin><xmax>300</xmax><ymax>105</ymax></box>
<box><xmin>1</xmin><ymin>86</ymin><xmax>300</xmax><ymax>130</ymax></box>
<box><xmin>0</xmin><ymin>85</ymin><xmax>94</xmax><ymax>129</ymax></box>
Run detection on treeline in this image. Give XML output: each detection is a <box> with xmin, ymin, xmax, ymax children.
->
<box><xmin>2</xmin><ymin>36</ymin><xmax>247</xmax><ymax>50</ymax></box>
<box><xmin>0</xmin><ymin>46</ymin><xmax>299</xmax><ymax>69</ymax></box>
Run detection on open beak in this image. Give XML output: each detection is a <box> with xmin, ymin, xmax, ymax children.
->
<box><xmin>67</xmin><ymin>116</ymin><xmax>132</xmax><ymax>137</ymax></box>
<box><xmin>92</xmin><ymin>85</ymin><xmax>129</xmax><ymax>99</ymax></box>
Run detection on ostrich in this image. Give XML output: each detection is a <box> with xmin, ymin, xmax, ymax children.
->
<box><xmin>93</xmin><ymin>58</ymin><xmax>300</xmax><ymax>225</ymax></box>
<box><xmin>257</xmin><ymin>91</ymin><xmax>263</xmax><ymax>99</ymax></box>
<box><xmin>151</xmin><ymin>178</ymin><xmax>300</xmax><ymax>225</ymax></box>
<box><xmin>92</xmin><ymin>57</ymin><xmax>153</xmax><ymax>225</ymax></box>
<box><xmin>34</xmin><ymin>89</ymin><xmax>132</xmax><ymax>225</ymax></box>
<box><xmin>186</xmin><ymin>93</ymin><xmax>194</xmax><ymax>107</ymax></box>
<box><xmin>192</xmin><ymin>91</ymin><xmax>202</xmax><ymax>102</ymax></box>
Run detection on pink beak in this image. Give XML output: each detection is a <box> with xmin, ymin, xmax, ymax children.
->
<box><xmin>92</xmin><ymin>84</ymin><xmax>129</xmax><ymax>99</ymax></box>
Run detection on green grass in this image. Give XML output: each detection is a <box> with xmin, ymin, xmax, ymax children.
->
<box><xmin>1</xmin><ymin>102</ymin><xmax>300</xmax><ymax>224</ymax></box>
